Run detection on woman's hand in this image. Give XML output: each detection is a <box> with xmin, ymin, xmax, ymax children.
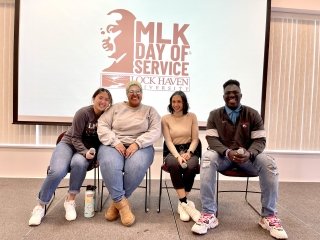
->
<box><xmin>176</xmin><ymin>155</ymin><xmax>186</xmax><ymax>164</ymax></box>
<box><xmin>125</xmin><ymin>142</ymin><xmax>139</xmax><ymax>158</ymax></box>
<box><xmin>180</xmin><ymin>151</ymin><xmax>192</xmax><ymax>161</ymax></box>
<box><xmin>176</xmin><ymin>155</ymin><xmax>188</xmax><ymax>168</ymax></box>
<box><xmin>115</xmin><ymin>143</ymin><xmax>127</xmax><ymax>156</ymax></box>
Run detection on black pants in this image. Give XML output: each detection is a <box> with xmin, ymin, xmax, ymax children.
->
<box><xmin>164</xmin><ymin>153</ymin><xmax>199</xmax><ymax>192</ymax></box>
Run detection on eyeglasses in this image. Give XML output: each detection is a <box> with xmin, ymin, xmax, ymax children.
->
<box><xmin>128</xmin><ymin>90</ymin><xmax>142</xmax><ymax>95</ymax></box>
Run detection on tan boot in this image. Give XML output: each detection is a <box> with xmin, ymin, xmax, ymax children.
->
<box><xmin>114</xmin><ymin>198</ymin><xmax>135</xmax><ymax>226</ymax></box>
<box><xmin>105</xmin><ymin>202</ymin><xmax>119</xmax><ymax>221</ymax></box>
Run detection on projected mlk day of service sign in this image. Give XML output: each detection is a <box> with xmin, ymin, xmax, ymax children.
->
<box><xmin>14</xmin><ymin>0</ymin><xmax>270</xmax><ymax>125</ymax></box>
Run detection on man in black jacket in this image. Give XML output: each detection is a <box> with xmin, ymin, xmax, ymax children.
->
<box><xmin>191</xmin><ymin>79</ymin><xmax>288</xmax><ymax>239</ymax></box>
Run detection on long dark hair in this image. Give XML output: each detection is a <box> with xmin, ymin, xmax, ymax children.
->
<box><xmin>167</xmin><ymin>91</ymin><xmax>189</xmax><ymax>115</ymax></box>
<box><xmin>92</xmin><ymin>88</ymin><xmax>113</xmax><ymax>105</ymax></box>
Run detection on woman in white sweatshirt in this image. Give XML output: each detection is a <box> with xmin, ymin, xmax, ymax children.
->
<box><xmin>97</xmin><ymin>81</ymin><xmax>161</xmax><ymax>227</ymax></box>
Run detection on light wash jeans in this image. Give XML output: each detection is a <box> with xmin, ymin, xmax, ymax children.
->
<box><xmin>98</xmin><ymin>145</ymin><xmax>154</xmax><ymax>202</ymax></box>
<box><xmin>38</xmin><ymin>142</ymin><xmax>90</xmax><ymax>205</ymax></box>
<box><xmin>200</xmin><ymin>149</ymin><xmax>279</xmax><ymax>217</ymax></box>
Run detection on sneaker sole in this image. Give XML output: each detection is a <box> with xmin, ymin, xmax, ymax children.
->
<box><xmin>179</xmin><ymin>215</ymin><xmax>190</xmax><ymax>222</ymax></box>
<box><xmin>65</xmin><ymin>216</ymin><xmax>77</xmax><ymax>221</ymax></box>
<box><xmin>28</xmin><ymin>215</ymin><xmax>43</xmax><ymax>226</ymax></box>
<box><xmin>28</xmin><ymin>221</ymin><xmax>41</xmax><ymax>226</ymax></box>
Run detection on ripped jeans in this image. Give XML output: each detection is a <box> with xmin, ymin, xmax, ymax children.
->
<box><xmin>37</xmin><ymin>142</ymin><xmax>90</xmax><ymax>205</ymax></box>
<box><xmin>200</xmin><ymin>150</ymin><xmax>279</xmax><ymax>217</ymax></box>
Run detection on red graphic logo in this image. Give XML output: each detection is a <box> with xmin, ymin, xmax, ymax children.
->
<box><xmin>100</xmin><ymin>9</ymin><xmax>191</xmax><ymax>91</ymax></box>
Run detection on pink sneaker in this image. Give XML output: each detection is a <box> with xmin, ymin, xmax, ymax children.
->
<box><xmin>191</xmin><ymin>213</ymin><xmax>219</xmax><ymax>234</ymax></box>
<box><xmin>259</xmin><ymin>215</ymin><xmax>288</xmax><ymax>239</ymax></box>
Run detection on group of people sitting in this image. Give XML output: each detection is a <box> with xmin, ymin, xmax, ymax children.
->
<box><xmin>28</xmin><ymin>79</ymin><xmax>288</xmax><ymax>239</ymax></box>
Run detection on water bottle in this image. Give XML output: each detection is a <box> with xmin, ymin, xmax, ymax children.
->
<box><xmin>84</xmin><ymin>185</ymin><xmax>96</xmax><ymax>218</ymax></box>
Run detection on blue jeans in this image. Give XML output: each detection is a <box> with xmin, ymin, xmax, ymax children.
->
<box><xmin>38</xmin><ymin>142</ymin><xmax>90</xmax><ymax>205</ymax></box>
<box><xmin>200</xmin><ymin>150</ymin><xmax>279</xmax><ymax>217</ymax></box>
<box><xmin>98</xmin><ymin>145</ymin><xmax>154</xmax><ymax>202</ymax></box>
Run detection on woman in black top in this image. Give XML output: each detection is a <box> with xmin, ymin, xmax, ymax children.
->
<box><xmin>28</xmin><ymin>88</ymin><xmax>112</xmax><ymax>226</ymax></box>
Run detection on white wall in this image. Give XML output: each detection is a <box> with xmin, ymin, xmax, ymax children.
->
<box><xmin>1</xmin><ymin>133</ymin><xmax>319</xmax><ymax>182</ymax></box>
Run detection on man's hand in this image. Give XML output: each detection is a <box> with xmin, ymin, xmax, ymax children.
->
<box><xmin>228</xmin><ymin>148</ymin><xmax>250</xmax><ymax>164</ymax></box>
<box><xmin>85</xmin><ymin>148</ymin><xmax>96</xmax><ymax>160</ymax></box>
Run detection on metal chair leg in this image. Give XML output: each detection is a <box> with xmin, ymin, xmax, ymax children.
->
<box><xmin>157</xmin><ymin>167</ymin><xmax>164</xmax><ymax>213</ymax></box>
<box><xmin>245</xmin><ymin>177</ymin><xmax>261</xmax><ymax>216</ymax></box>
<box><xmin>216</xmin><ymin>172</ymin><xmax>220</xmax><ymax>217</ymax></box>
<box><xmin>144</xmin><ymin>169</ymin><xmax>150</xmax><ymax>213</ymax></box>
<box><xmin>217</xmin><ymin>173</ymin><xmax>261</xmax><ymax>217</ymax></box>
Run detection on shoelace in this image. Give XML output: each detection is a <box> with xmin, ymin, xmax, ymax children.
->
<box><xmin>198</xmin><ymin>213</ymin><xmax>214</xmax><ymax>224</ymax></box>
<box><xmin>65</xmin><ymin>201</ymin><xmax>76</xmax><ymax>209</ymax></box>
<box><xmin>266</xmin><ymin>216</ymin><xmax>282</xmax><ymax>229</ymax></box>
<box><xmin>33</xmin><ymin>207</ymin><xmax>44</xmax><ymax>216</ymax></box>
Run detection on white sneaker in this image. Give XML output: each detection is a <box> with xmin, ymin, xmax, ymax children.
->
<box><xmin>64</xmin><ymin>200</ymin><xmax>77</xmax><ymax>221</ymax></box>
<box><xmin>181</xmin><ymin>201</ymin><xmax>201</xmax><ymax>222</ymax></box>
<box><xmin>191</xmin><ymin>213</ymin><xmax>219</xmax><ymax>234</ymax></box>
<box><xmin>177</xmin><ymin>201</ymin><xmax>190</xmax><ymax>221</ymax></box>
<box><xmin>28</xmin><ymin>205</ymin><xmax>45</xmax><ymax>226</ymax></box>
<box><xmin>259</xmin><ymin>215</ymin><xmax>288</xmax><ymax>239</ymax></box>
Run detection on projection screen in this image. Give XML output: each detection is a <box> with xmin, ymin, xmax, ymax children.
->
<box><xmin>13</xmin><ymin>0</ymin><xmax>271</xmax><ymax>126</ymax></box>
